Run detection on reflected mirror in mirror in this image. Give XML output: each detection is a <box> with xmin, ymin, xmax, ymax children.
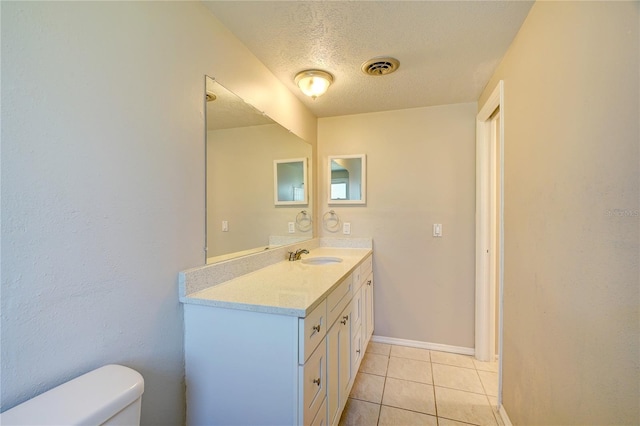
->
<box><xmin>328</xmin><ymin>154</ymin><xmax>366</xmax><ymax>205</ymax></box>
<box><xmin>274</xmin><ymin>158</ymin><xmax>308</xmax><ymax>205</ymax></box>
<box><xmin>206</xmin><ymin>76</ymin><xmax>313</xmax><ymax>264</ymax></box>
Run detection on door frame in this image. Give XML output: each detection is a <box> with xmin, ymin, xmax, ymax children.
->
<box><xmin>475</xmin><ymin>80</ymin><xmax>504</xmax><ymax>402</ymax></box>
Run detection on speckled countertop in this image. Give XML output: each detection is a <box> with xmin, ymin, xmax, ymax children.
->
<box><xmin>182</xmin><ymin>247</ymin><xmax>372</xmax><ymax>317</ymax></box>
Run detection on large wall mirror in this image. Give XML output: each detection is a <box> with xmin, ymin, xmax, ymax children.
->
<box><xmin>206</xmin><ymin>76</ymin><xmax>313</xmax><ymax>264</ymax></box>
<box><xmin>328</xmin><ymin>154</ymin><xmax>366</xmax><ymax>205</ymax></box>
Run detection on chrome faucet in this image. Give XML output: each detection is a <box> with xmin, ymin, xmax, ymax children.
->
<box><xmin>288</xmin><ymin>248</ymin><xmax>309</xmax><ymax>261</ymax></box>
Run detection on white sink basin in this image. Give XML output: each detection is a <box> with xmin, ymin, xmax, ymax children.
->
<box><xmin>301</xmin><ymin>256</ymin><xmax>343</xmax><ymax>265</ymax></box>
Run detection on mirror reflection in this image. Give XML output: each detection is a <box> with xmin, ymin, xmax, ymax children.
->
<box><xmin>206</xmin><ymin>76</ymin><xmax>313</xmax><ymax>264</ymax></box>
<box><xmin>328</xmin><ymin>155</ymin><xmax>366</xmax><ymax>205</ymax></box>
<box><xmin>274</xmin><ymin>158</ymin><xmax>308</xmax><ymax>205</ymax></box>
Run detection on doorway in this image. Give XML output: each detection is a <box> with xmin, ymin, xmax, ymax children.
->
<box><xmin>475</xmin><ymin>80</ymin><xmax>504</xmax><ymax>404</ymax></box>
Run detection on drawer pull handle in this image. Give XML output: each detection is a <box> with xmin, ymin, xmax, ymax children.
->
<box><xmin>367</xmin><ymin>280</ymin><xmax>372</xmax><ymax>286</ymax></box>
<box><xmin>313</xmin><ymin>378</ymin><xmax>321</xmax><ymax>386</ymax></box>
<box><xmin>312</xmin><ymin>324</ymin><xmax>321</xmax><ymax>333</ymax></box>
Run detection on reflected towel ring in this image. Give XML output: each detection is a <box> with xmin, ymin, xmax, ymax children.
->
<box><xmin>322</xmin><ymin>210</ymin><xmax>341</xmax><ymax>232</ymax></box>
<box><xmin>296</xmin><ymin>210</ymin><xmax>312</xmax><ymax>232</ymax></box>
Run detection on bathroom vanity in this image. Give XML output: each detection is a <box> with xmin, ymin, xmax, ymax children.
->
<box><xmin>180</xmin><ymin>246</ymin><xmax>373</xmax><ymax>426</ymax></box>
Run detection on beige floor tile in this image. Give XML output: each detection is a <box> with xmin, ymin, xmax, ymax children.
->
<box><xmin>435</xmin><ymin>387</ymin><xmax>497</xmax><ymax>426</ymax></box>
<box><xmin>338</xmin><ymin>398</ymin><xmax>380</xmax><ymax>426</ymax></box>
<box><xmin>381</xmin><ymin>377</ymin><xmax>436</xmax><ymax>415</ymax></box>
<box><xmin>432</xmin><ymin>363</ymin><xmax>485</xmax><ymax>394</ymax></box>
<box><xmin>378</xmin><ymin>405</ymin><xmax>438</xmax><ymax>425</ymax></box>
<box><xmin>350</xmin><ymin>372</ymin><xmax>385</xmax><ymax>403</ymax></box>
<box><xmin>487</xmin><ymin>396</ymin><xmax>504</xmax><ymax>426</ymax></box>
<box><xmin>366</xmin><ymin>341</ymin><xmax>392</xmax><ymax>356</ymax></box>
<box><xmin>387</xmin><ymin>356</ymin><xmax>432</xmax><ymax>384</ymax></box>
<box><xmin>359</xmin><ymin>352</ymin><xmax>389</xmax><ymax>376</ymax></box>
<box><xmin>390</xmin><ymin>345</ymin><xmax>431</xmax><ymax>362</ymax></box>
<box><xmin>477</xmin><ymin>370</ymin><xmax>498</xmax><ymax>397</ymax></box>
<box><xmin>473</xmin><ymin>358</ymin><xmax>499</xmax><ymax>373</ymax></box>
<box><xmin>438</xmin><ymin>418</ymin><xmax>478</xmax><ymax>426</ymax></box>
<box><xmin>430</xmin><ymin>351</ymin><xmax>475</xmax><ymax>369</ymax></box>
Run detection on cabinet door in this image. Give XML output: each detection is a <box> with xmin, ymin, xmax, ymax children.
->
<box><xmin>311</xmin><ymin>397</ymin><xmax>327</xmax><ymax>426</ymax></box>
<box><xmin>364</xmin><ymin>273</ymin><xmax>374</xmax><ymax>343</ymax></box>
<box><xmin>300</xmin><ymin>340</ymin><xmax>327</xmax><ymax>425</ymax></box>
<box><xmin>326</xmin><ymin>324</ymin><xmax>340</xmax><ymax>426</ymax></box>
<box><xmin>351</xmin><ymin>325</ymin><xmax>363</xmax><ymax>380</ymax></box>
<box><xmin>338</xmin><ymin>307</ymin><xmax>352</xmax><ymax>410</ymax></box>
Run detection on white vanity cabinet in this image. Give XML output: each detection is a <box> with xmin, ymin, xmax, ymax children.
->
<box><xmin>183</xmin><ymin>251</ymin><xmax>374</xmax><ymax>426</ymax></box>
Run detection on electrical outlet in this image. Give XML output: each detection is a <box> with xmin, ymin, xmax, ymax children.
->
<box><xmin>288</xmin><ymin>222</ymin><xmax>295</xmax><ymax>233</ymax></box>
<box><xmin>343</xmin><ymin>222</ymin><xmax>351</xmax><ymax>235</ymax></box>
<box><xmin>222</xmin><ymin>220</ymin><xmax>229</xmax><ymax>232</ymax></box>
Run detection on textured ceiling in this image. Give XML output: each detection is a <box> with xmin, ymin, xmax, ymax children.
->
<box><xmin>204</xmin><ymin>1</ymin><xmax>533</xmax><ymax>118</ymax></box>
<box><xmin>206</xmin><ymin>77</ymin><xmax>273</xmax><ymax>130</ymax></box>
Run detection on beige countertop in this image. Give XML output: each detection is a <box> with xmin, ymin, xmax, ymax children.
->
<box><xmin>182</xmin><ymin>247</ymin><xmax>372</xmax><ymax>317</ymax></box>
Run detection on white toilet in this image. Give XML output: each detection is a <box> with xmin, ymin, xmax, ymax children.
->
<box><xmin>0</xmin><ymin>364</ymin><xmax>144</xmax><ymax>425</ymax></box>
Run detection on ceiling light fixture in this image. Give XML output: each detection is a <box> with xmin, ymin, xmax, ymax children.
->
<box><xmin>294</xmin><ymin>69</ymin><xmax>334</xmax><ymax>100</ymax></box>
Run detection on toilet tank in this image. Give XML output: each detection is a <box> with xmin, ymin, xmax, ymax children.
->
<box><xmin>0</xmin><ymin>364</ymin><xmax>144</xmax><ymax>426</ymax></box>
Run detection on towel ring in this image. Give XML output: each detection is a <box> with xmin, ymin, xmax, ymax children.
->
<box><xmin>295</xmin><ymin>210</ymin><xmax>312</xmax><ymax>232</ymax></box>
<box><xmin>323</xmin><ymin>210</ymin><xmax>341</xmax><ymax>232</ymax></box>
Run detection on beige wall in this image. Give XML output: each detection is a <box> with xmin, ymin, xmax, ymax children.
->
<box><xmin>319</xmin><ymin>103</ymin><xmax>477</xmax><ymax>348</ymax></box>
<box><xmin>1</xmin><ymin>2</ymin><xmax>315</xmax><ymax>425</ymax></box>
<box><xmin>479</xmin><ymin>2</ymin><xmax>639</xmax><ymax>424</ymax></box>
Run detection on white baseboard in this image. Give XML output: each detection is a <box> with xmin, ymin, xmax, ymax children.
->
<box><xmin>499</xmin><ymin>404</ymin><xmax>513</xmax><ymax>426</ymax></box>
<box><xmin>371</xmin><ymin>335</ymin><xmax>475</xmax><ymax>356</ymax></box>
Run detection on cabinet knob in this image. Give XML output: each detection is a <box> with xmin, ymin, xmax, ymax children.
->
<box><xmin>313</xmin><ymin>378</ymin><xmax>321</xmax><ymax>386</ymax></box>
<box><xmin>312</xmin><ymin>324</ymin><xmax>321</xmax><ymax>333</ymax></box>
<box><xmin>367</xmin><ymin>280</ymin><xmax>372</xmax><ymax>286</ymax></box>
<box><xmin>340</xmin><ymin>319</ymin><xmax>347</xmax><ymax>325</ymax></box>
<box><xmin>356</xmin><ymin>349</ymin><xmax>361</xmax><ymax>354</ymax></box>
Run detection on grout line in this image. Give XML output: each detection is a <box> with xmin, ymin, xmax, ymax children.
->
<box><xmin>430</xmin><ymin>354</ymin><xmax>438</xmax><ymax>421</ymax></box>
<box><xmin>376</xmin><ymin>350</ymin><xmax>390</xmax><ymax>426</ymax></box>
<box><xmin>433</xmin><ymin>384</ymin><xmax>490</xmax><ymax>397</ymax></box>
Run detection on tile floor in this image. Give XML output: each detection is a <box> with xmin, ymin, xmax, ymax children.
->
<box><xmin>339</xmin><ymin>342</ymin><xmax>502</xmax><ymax>426</ymax></box>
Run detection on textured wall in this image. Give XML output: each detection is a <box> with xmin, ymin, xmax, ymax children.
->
<box><xmin>318</xmin><ymin>103</ymin><xmax>477</xmax><ymax>348</ymax></box>
<box><xmin>0</xmin><ymin>2</ymin><xmax>315</xmax><ymax>425</ymax></box>
<box><xmin>479</xmin><ymin>2</ymin><xmax>639</xmax><ymax>424</ymax></box>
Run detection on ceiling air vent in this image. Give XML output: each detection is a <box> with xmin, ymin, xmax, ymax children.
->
<box><xmin>361</xmin><ymin>57</ymin><xmax>400</xmax><ymax>76</ymax></box>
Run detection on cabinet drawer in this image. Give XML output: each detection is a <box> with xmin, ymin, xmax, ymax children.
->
<box><xmin>360</xmin><ymin>255</ymin><xmax>372</xmax><ymax>281</ymax></box>
<box><xmin>327</xmin><ymin>275</ymin><xmax>353</xmax><ymax>327</ymax></box>
<box><xmin>351</xmin><ymin>286</ymin><xmax>363</xmax><ymax>332</ymax></box>
<box><xmin>352</xmin><ymin>265</ymin><xmax>362</xmax><ymax>292</ymax></box>
<box><xmin>299</xmin><ymin>300</ymin><xmax>327</xmax><ymax>364</ymax></box>
<box><xmin>299</xmin><ymin>339</ymin><xmax>327</xmax><ymax>426</ymax></box>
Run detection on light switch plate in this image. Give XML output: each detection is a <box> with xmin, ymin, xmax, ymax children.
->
<box><xmin>288</xmin><ymin>222</ymin><xmax>295</xmax><ymax>233</ymax></box>
<box><xmin>433</xmin><ymin>223</ymin><xmax>442</xmax><ymax>237</ymax></box>
<box><xmin>222</xmin><ymin>220</ymin><xmax>229</xmax><ymax>232</ymax></box>
<box><xmin>343</xmin><ymin>222</ymin><xmax>351</xmax><ymax>235</ymax></box>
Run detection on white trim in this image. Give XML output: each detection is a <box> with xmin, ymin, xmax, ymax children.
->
<box><xmin>371</xmin><ymin>335</ymin><xmax>474</xmax><ymax>356</ymax></box>
<box><xmin>476</xmin><ymin>80</ymin><xmax>505</xmax><ymax>405</ymax></box>
<box><xmin>499</xmin><ymin>404</ymin><xmax>513</xmax><ymax>426</ymax></box>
